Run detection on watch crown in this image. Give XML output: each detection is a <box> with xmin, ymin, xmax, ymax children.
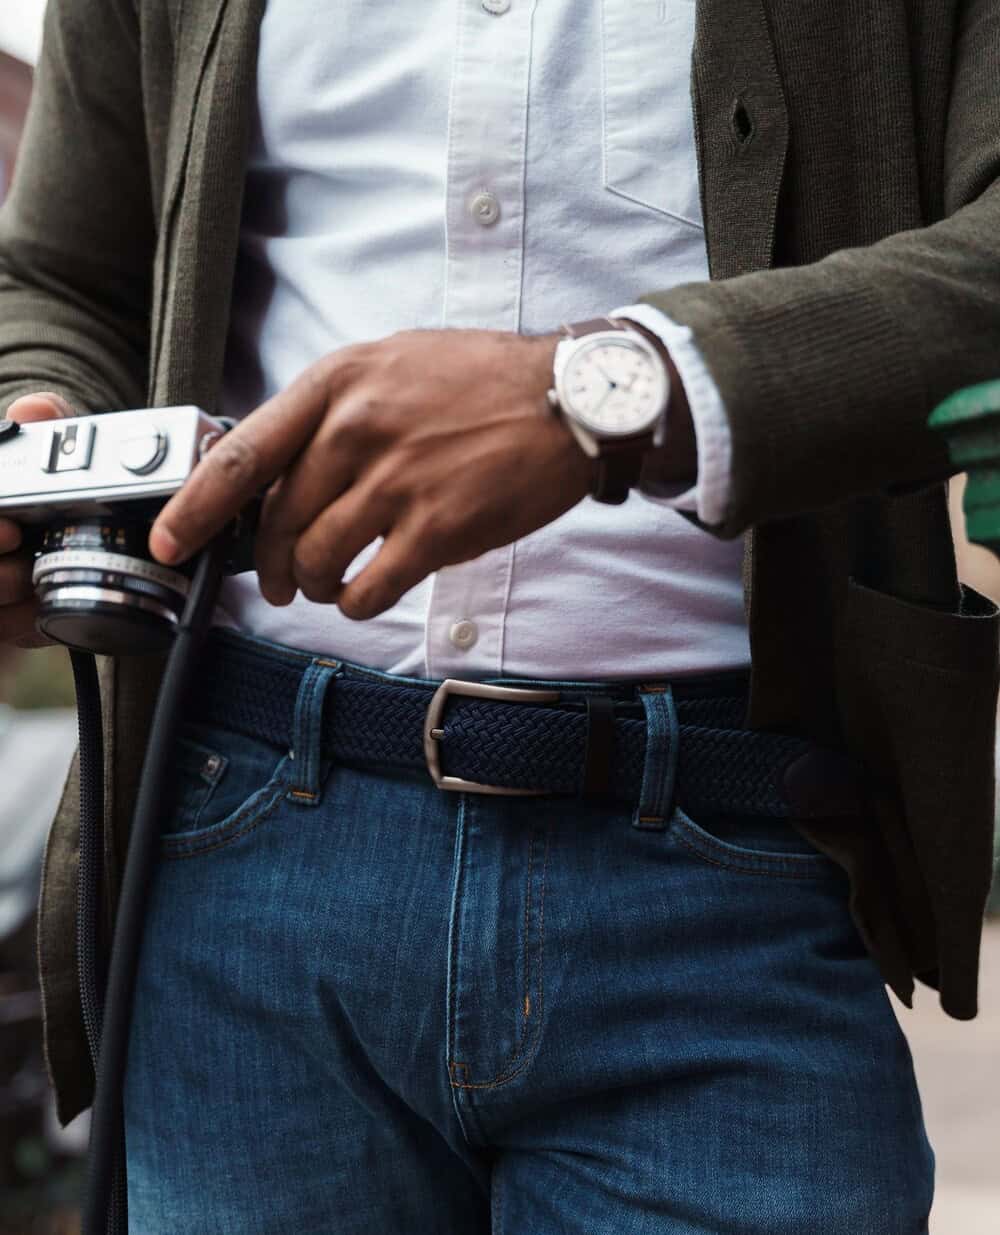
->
<box><xmin>545</xmin><ymin>388</ymin><xmax>561</xmax><ymax>411</ymax></box>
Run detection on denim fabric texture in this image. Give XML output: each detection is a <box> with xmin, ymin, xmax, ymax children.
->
<box><xmin>124</xmin><ymin>634</ymin><xmax>933</xmax><ymax>1234</ymax></box>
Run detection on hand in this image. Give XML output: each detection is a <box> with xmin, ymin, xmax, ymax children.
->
<box><xmin>0</xmin><ymin>393</ymin><xmax>75</xmax><ymax>647</ymax></box>
<box><xmin>149</xmin><ymin>329</ymin><xmax>594</xmax><ymax>619</ymax></box>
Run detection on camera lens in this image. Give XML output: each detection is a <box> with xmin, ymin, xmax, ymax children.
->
<box><xmin>32</xmin><ymin>517</ymin><xmax>193</xmax><ymax>655</ymax></box>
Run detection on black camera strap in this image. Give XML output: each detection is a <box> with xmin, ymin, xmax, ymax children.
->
<box><xmin>75</xmin><ymin>535</ymin><xmax>231</xmax><ymax>1235</ymax></box>
<box><xmin>69</xmin><ymin>649</ymin><xmax>126</xmax><ymax>1233</ymax></box>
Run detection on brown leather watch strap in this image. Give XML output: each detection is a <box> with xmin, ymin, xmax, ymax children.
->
<box><xmin>592</xmin><ymin>444</ymin><xmax>649</xmax><ymax>505</ymax></box>
<box><xmin>561</xmin><ymin>316</ymin><xmax>628</xmax><ymax>339</ymax></box>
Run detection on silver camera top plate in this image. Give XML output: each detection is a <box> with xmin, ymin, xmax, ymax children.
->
<box><xmin>0</xmin><ymin>406</ymin><xmax>222</xmax><ymax>523</ymax></box>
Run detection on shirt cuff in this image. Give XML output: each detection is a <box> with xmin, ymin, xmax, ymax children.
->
<box><xmin>610</xmin><ymin>302</ymin><xmax>732</xmax><ymax>526</ymax></box>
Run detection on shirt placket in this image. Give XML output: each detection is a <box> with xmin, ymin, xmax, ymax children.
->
<box><xmin>427</xmin><ymin>0</ymin><xmax>534</xmax><ymax>679</ymax></box>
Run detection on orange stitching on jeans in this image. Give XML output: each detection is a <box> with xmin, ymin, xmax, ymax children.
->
<box><xmin>519</xmin><ymin>833</ymin><xmax>536</xmax><ymax>1035</ymax></box>
<box><xmin>455</xmin><ymin>829</ymin><xmax>536</xmax><ymax>1076</ymax></box>
<box><xmin>450</xmin><ymin>827</ymin><xmax>551</xmax><ymax>1091</ymax></box>
<box><xmin>162</xmin><ymin>783</ymin><xmax>287</xmax><ymax>861</ymax></box>
<box><xmin>288</xmin><ymin>789</ymin><xmax>317</xmax><ymax>800</ymax></box>
<box><xmin>638</xmin><ymin>815</ymin><xmax>663</xmax><ymax>824</ymax></box>
<box><xmin>445</xmin><ymin>800</ymin><xmax>468</xmax><ymax>1091</ymax></box>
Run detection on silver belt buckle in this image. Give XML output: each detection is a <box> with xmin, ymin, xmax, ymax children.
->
<box><xmin>423</xmin><ymin>678</ymin><xmax>561</xmax><ymax>795</ymax></box>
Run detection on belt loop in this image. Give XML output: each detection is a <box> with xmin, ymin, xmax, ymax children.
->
<box><xmin>287</xmin><ymin>658</ymin><xmax>341</xmax><ymax>806</ymax></box>
<box><xmin>632</xmin><ymin>684</ymin><xmax>678</xmax><ymax>831</ymax></box>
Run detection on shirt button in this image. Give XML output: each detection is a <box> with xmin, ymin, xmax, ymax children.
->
<box><xmin>470</xmin><ymin>190</ymin><xmax>501</xmax><ymax>227</ymax></box>
<box><xmin>482</xmin><ymin>0</ymin><xmax>511</xmax><ymax>13</ymax></box>
<box><xmin>449</xmin><ymin>619</ymin><xmax>479</xmax><ymax>651</ymax></box>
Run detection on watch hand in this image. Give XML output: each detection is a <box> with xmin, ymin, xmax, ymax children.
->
<box><xmin>591</xmin><ymin>384</ymin><xmax>614</xmax><ymax>414</ymax></box>
<box><xmin>593</xmin><ymin>361</ymin><xmax>618</xmax><ymax>388</ymax></box>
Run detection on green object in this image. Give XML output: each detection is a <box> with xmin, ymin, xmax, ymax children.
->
<box><xmin>929</xmin><ymin>380</ymin><xmax>1000</xmax><ymax>550</ymax></box>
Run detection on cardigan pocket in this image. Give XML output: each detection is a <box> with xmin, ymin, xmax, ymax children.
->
<box><xmin>836</xmin><ymin>578</ymin><xmax>1000</xmax><ymax>1017</ymax></box>
<box><xmin>601</xmin><ymin>0</ymin><xmax>703</xmax><ymax>228</ymax></box>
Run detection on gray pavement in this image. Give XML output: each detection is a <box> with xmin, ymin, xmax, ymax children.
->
<box><xmin>896</xmin><ymin>920</ymin><xmax>1000</xmax><ymax>1234</ymax></box>
<box><xmin>0</xmin><ymin>706</ymin><xmax>77</xmax><ymax>938</ymax></box>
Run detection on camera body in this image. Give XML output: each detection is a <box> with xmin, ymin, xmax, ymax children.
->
<box><xmin>0</xmin><ymin>406</ymin><xmax>255</xmax><ymax>654</ymax></box>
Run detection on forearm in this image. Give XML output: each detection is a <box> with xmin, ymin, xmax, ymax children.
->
<box><xmin>633</xmin><ymin>0</ymin><xmax>1000</xmax><ymax>538</ymax></box>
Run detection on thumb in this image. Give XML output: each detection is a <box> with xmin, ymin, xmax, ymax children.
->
<box><xmin>6</xmin><ymin>392</ymin><xmax>76</xmax><ymax>424</ymax></box>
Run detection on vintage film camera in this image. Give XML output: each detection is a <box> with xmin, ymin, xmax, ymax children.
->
<box><xmin>0</xmin><ymin>406</ymin><xmax>255</xmax><ymax>655</ymax></box>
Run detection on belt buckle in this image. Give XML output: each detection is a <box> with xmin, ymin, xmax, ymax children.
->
<box><xmin>424</xmin><ymin>678</ymin><xmax>561</xmax><ymax>795</ymax></box>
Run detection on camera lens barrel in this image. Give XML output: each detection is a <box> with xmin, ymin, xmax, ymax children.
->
<box><xmin>32</xmin><ymin>518</ymin><xmax>193</xmax><ymax>655</ymax></box>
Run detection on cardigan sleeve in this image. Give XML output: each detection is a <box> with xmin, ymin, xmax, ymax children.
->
<box><xmin>637</xmin><ymin>0</ymin><xmax>1000</xmax><ymax>538</ymax></box>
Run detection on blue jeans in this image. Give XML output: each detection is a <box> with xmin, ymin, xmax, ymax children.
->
<box><xmin>124</xmin><ymin>634</ymin><xmax>933</xmax><ymax>1233</ymax></box>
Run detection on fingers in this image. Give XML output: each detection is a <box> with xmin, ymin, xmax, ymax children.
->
<box><xmin>13</xmin><ymin>628</ymin><xmax>55</xmax><ymax>650</ymax></box>
<box><xmin>254</xmin><ymin>443</ymin><xmax>362</xmax><ymax>605</ymax></box>
<box><xmin>0</xmin><ymin>553</ymin><xmax>37</xmax><ymax>605</ymax></box>
<box><xmin>6</xmin><ymin>392</ymin><xmax>75</xmax><ymax>423</ymax></box>
<box><xmin>258</xmin><ymin>478</ymin><xmax>392</xmax><ymax>606</ymax></box>
<box><xmin>0</xmin><ymin>530</ymin><xmax>40</xmax><ymax>646</ymax></box>
<box><xmin>149</xmin><ymin>355</ymin><xmax>351</xmax><ymax>565</ymax></box>
<box><xmin>336</xmin><ymin>518</ymin><xmax>432</xmax><ymax>620</ymax></box>
<box><xmin>0</xmin><ymin>597</ymin><xmax>42</xmax><ymax>644</ymax></box>
<box><xmin>0</xmin><ymin>520</ymin><xmax>23</xmax><ymax>555</ymax></box>
<box><xmin>2</xmin><ymin>397</ymin><xmax>71</xmax><ymax>647</ymax></box>
<box><xmin>1</xmin><ymin>397</ymin><xmax>72</xmax><ymax>647</ymax></box>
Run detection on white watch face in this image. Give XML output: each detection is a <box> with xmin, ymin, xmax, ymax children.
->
<box><xmin>559</xmin><ymin>336</ymin><xmax>667</xmax><ymax>436</ymax></box>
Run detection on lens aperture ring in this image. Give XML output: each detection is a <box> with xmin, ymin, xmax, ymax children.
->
<box><xmin>32</xmin><ymin>548</ymin><xmax>191</xmax><ymax>597</ymax></box>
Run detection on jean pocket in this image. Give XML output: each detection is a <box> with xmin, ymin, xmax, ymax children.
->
<box><xmin>161</xmin><ymin>724</ymin><xmax>290</xmax><ymax>857</ymax></box>
<box><xmin>670</xmin><ymin>808</ymin><xmax>843</xmax><ymax>880</ymax></box>
<box><xmin>601</xmin><ymin>0</ymin><xmax>702</xmax><ymax>227</ymax></box>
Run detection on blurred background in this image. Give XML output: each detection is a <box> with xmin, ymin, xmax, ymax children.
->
<box><xmin>0</xmin><ymin>3</ymin><xmax>998</xmax><ymax>1232</ymax></box>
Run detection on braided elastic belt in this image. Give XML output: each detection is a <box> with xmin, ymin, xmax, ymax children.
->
<box><xmin>186</xmin><ymin>633</ymin><xmax>863</xmax><ymax>822</ymax></box>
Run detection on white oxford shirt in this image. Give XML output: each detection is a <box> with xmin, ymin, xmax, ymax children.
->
<box><xmin>218</xmin><ymin>0</ymin><xmax>751</xmax><ymax>680</ymax></box>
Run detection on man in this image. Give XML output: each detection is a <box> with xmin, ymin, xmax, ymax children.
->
<box><xmin>0</xmin><ymin>0</ymin><xmax>998</xmax><ymax>1231</ymax></box>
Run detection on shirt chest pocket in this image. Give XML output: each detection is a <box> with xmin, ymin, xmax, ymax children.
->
<box><xmin>601</xmin><ymin>0</ymin><xmax>703</xmax><ymax>228</ymax></box>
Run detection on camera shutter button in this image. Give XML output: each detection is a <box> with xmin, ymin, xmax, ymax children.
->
<box><xmin>119</xmin><ymin>429</ymin><xmax>167</xmax><ymax>475</ymax></box>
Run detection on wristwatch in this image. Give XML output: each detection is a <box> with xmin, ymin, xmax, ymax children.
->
<box><xmin>547</xmin><ymin>316</ymin><xmax>670</xmax><ymax>504</ymax></box>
